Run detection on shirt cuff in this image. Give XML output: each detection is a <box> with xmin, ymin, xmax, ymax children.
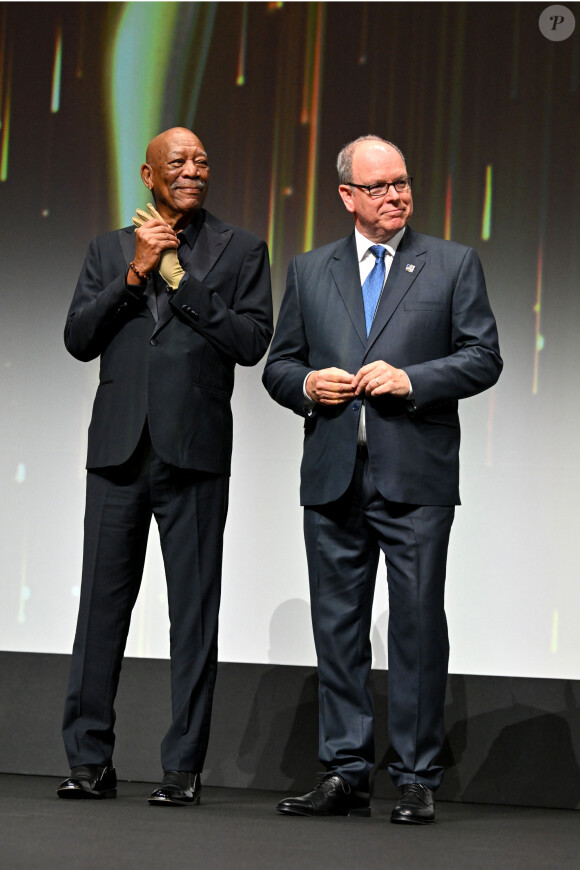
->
<box><xmin>405</xmin><ymin>373</ymin><xmax>416</xmax><ymax>407</ymax></box>
<box><xmin>303</xmin><ymin>372</ymin><xmax>316</xmax><ymax>412</ymax></box>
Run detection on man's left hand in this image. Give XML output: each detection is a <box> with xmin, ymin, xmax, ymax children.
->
<box><xmin>353</xmin><ymin>361</ymin><xmax>411</xmax><ymax>398</ymax></box>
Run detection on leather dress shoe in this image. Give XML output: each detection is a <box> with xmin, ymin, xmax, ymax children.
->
<box><xmin>277</xmin><ymin>774</ymin><xmax>371</xmax><ymax>817</ymax></box>
<box><xmin>148</xmin><ymin>771</ymin><xmax>201</xmax><ymax>806</ymax></box>
<box><xmin>56</xmin><ymin>764</ymin><xmax>117</xmax><ymax>800</ymax></box>
<box><xmin>390</xmin><ymin>783</ymin><xmax>435</xmax><ymax>824</ymax></box>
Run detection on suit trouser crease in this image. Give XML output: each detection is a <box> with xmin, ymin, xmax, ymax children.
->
<box><xmin>304</xmin><ymin>451</ymin><xmax>454</xmax><ymax>790</ymax></box>
<box><xmin>62</xmin><ymin>444</ymin><xmax>228</xmax><ymax>773</ymax></box>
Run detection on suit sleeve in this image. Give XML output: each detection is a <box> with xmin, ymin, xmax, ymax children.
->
<box><xmin>64</xmin><ymin>235</ymin><xmax>147</xmax><ymax>362</ymax></box>
<box><xmin>171</xmin><ymin>237</ymin><xmax>273</xmax><ymax>367</ymax></box>
<box><xmin>404</xmin><ymin>247</ymin><xmax>502</xmax><ymax>407</ymax></box>
<box><xmin>262</xmin><ymin>258</ymin><xmax>313</xmax><ymax>416</ymax></box>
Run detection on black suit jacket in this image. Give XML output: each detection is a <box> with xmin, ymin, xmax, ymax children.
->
<box><xmin>66</xmin><ymin>210</ymin><xmax>273</xmax><ymax>475</ymax></box>
<box><xmin>263</xmin><ymin>226</ymin><xmax>502</xmax><ymax>506</ymax></box>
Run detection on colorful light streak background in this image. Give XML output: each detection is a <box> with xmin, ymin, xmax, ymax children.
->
<box><xmin>0</xmin><ymin>2</ymin><xmax>579</xmax><ymax>679</ymax></box>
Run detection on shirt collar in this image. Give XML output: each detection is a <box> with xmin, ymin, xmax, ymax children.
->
<box><xmin>354</xmin><ymin>225</ymin><xmax>406</xmax><ymax>263</ymax></box>
<box><xmin>177</xmin><ymin>208</ymin><xmax>205</xmax><ymax>248</ymax></box>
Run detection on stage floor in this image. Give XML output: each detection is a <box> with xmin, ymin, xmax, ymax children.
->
<box><xmin>1</xmin><ymin>774</ymin><xmax>577</xmax><ymax>869</ymax></box>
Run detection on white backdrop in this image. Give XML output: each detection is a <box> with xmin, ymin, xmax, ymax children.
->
<box><xmin>2</xmin><ymin>333</ymin><xmax>578</xmax><ymax>680</ymax></box>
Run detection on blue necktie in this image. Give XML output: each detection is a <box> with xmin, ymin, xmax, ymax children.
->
<box><xmin>362</xmin><ymin>245</ymin><xmax>387</xmax><ymax>335</ymax></box>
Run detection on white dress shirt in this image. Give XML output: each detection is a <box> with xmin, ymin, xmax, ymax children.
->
<box><xmin>303</xmin><ymin>226</ymin><xmax>412</xmax><ymax>442</ymax></box>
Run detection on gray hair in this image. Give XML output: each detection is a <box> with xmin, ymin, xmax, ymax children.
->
<box><xmin>336</xmin><ymin>135</ymin><xmax>406</xmax><ymax>184</ymax></box>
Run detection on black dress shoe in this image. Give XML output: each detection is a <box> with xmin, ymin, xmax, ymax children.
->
<box><xmin>148</xmin><ymin>771</ymin><xmax>201</xmax><ymax>806</ymax></box>
<box><xmin>390</xmin><ymin>783</ymin><xmax>435</xmax><ymax>824</ymax></box>
<box><xmin>277</xmin><ymin>774</ymin><xmax>371</xmax><ymax>817</ymax></box>
<box><xmin>56</xmin><ymin>765</ymin><xmax>117</xmax><ymax>800</ymax></box>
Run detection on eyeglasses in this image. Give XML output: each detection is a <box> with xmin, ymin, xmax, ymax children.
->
<box><xmin>347</xmin><ymin>177</ymin><xmax>413</xmax><ymax>197</ymax></box>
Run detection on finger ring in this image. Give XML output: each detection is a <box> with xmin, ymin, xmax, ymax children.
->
<box><xmin>375</xmin><ymin>377</ymin><xmax>380</xmax><ymax>385</ymax></box>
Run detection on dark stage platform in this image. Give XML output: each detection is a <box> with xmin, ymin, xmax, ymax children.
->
<box><xmin>1</xmin><ymin>774</ymin><xmax>578</xmax><ymax>870</ymax></box>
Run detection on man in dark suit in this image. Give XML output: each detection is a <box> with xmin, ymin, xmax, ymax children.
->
<box><xmin>263</xmin><ymin>135</ymin><xmax>501</xmax><ymax>823</ymax></box>
<box><xmin>57</xmin><ymin>127</ymin><xmax>272</xmax><ymax>805</ymax></box>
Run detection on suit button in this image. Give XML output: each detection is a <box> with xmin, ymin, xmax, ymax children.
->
<box><xmin>182</xmin><ymin>304</ymin><xmax>199</xmax><ymax>319</ymax></box>
<box><xmin>150</xmin><ymin>338</ymin><xmax>157</xmax><ymax>346</ymax></box>
<box><xmin>352</xmin><ymin>402</ymin><xmax>360</xmax><ymax>411</ymax></box>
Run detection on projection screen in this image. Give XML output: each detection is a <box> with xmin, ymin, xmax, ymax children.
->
<box><xmin>1</xmin><ymin>2</ymin><xmax>578</xmax><ymax>680</ymax></box>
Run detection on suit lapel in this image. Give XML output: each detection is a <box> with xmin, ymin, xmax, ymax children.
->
<box><xmin>118</xmin><ymin>226</ymin><xmax>135</xmax><ymax>266</ymax></box>
<box><xmin>330</xmin><ymin>234</ymin><xmax>367</xmax><ymax>348</ymax></box>
<box><xmin>183</xmin><ymin>214</ymin><xmax>233</xmax><ymax>283</ymax></box>
<box><xmin>366</xmin><ymin>227</ymin><xmax>426</xmax><ymax>352</ymax></box>
<box><xmin>152</xmin><ymin>213</ymin><xmax>233</xmax><ymax>336</ymax></box>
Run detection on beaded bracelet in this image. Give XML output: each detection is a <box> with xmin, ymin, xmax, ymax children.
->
<box><xmin>129</xmin><ymin>260</ymin><xmax>150</xmax><ymax>282</ymax></box>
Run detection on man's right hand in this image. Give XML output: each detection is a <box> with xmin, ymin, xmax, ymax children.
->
<box><xmin>131</xmin><ymin>204</ymin><xmax>184</xmax><ymax>288</ymax></box>
<box><xmin>305</xmin><ymin>368</ymin><xmax>356</xmax><ymax>405</ymax></box>
<box><xmin>132</xmin><ymin>220</ymin><xmax>179</xmax><ymax>279</ymax></box>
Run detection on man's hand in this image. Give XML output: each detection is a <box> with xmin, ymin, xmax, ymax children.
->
<box><xmin>353</xmin><ymin>361</ymin><xmax>411</xmax><ymax>398</ymax></box>
<box><xmin>305</xmin><ymin>367</ymin><xmax>356</xmax><ymax>405</ymax></box>
<box><xmin>131</xmin><ymin>204</ymin><xmax>184</xmax><ymax>289</ymax></box>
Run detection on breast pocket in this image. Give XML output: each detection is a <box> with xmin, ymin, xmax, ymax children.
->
<box><xmin>404</xmin><ymin>300</ymin><xmax>445</xmax><ymax>311</ymax></box>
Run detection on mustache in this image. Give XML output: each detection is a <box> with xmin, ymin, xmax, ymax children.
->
<box><xmin>171</xmin><ymin>179</ymin><xmax>207</xmax><ymax>191</ymax></box>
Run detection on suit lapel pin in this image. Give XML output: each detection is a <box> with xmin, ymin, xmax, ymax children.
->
<box><xmin>405</xmin><ymin>264</ymin><xmax>416</xmax><ymax>273</ymax></box>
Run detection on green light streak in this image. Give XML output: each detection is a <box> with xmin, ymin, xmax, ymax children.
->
<box><xmin>481</xmin><ymin>164</ymin><xmax>492</xmax><ymax>240</ymax></box>
<box><xmin>0</xmin><ymin>59</ymin><xmax>10</xmax><ymax>181</ymax></box>
<box><xmin>106</xmin><ymin>2</ymin><xmax>182</xmax><ymax>228</ymax></box>
<box><xmin>236</xmin><ymin>2</ymin><xmax>248</xmax><ymax>86</ymax></box>
<box><xmin>444</xmin><ymin>175</ymin><xmax>452</xmax><ymax>241</ymax></box>
<box><xmin>303</xmin><ymin>3</ymin><xmax>325</xmax><ymax>253</ymax></box>
<box><xmin>51</xmin><ymin>27</ymin><xmax>62</xmax><ymax>113</ymax></box>
<box><xmin>181</xmin><ymin>5</ymin><xmax>218</xmax><ymax>130</ymax></box>
<box><xmin>533</xmin><ymin>245</ymin><xmax>543</xmax><ymax>394</ymax></box>
<box><xmin>267</xmin><ymin>122</ymin><xmax>280</xmax><ymax>260</ymax></box>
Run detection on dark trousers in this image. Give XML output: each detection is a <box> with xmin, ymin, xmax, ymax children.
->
<box><xmin>304</xmin><ymin>448</ymin><xmax>454</xmax><ymax>791</ymax></box>
<box><xmin>62</xmin><ymin>429</ymin><xmax>229</xmax><ymax>773</ymax></box>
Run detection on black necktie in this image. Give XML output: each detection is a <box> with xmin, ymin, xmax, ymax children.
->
<box><xmin>154</xmin><ymin>271</ymin><xmax>171</xmax><ymax>321</ymax></box>
<box><xmin>155</xmin><ymin>236</ymin><xmax>187</xmax><ymax>320</ymax></box>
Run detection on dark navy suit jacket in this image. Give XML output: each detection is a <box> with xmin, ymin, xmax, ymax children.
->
<box><xmin>66</xmin><ymin>210</ymin><xmax>273</xmax><ymax>475</ymax></box>
<box><xmin>263</xmin><ymin>226</ymin><xmax>502</xmax><ymax>506</ymax></box>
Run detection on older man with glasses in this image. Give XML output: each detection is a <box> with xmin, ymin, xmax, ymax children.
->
<box><xmin>264</xmin><ymin>135</ymin><xmax>502</xmax><ymax>824</ymax></box>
